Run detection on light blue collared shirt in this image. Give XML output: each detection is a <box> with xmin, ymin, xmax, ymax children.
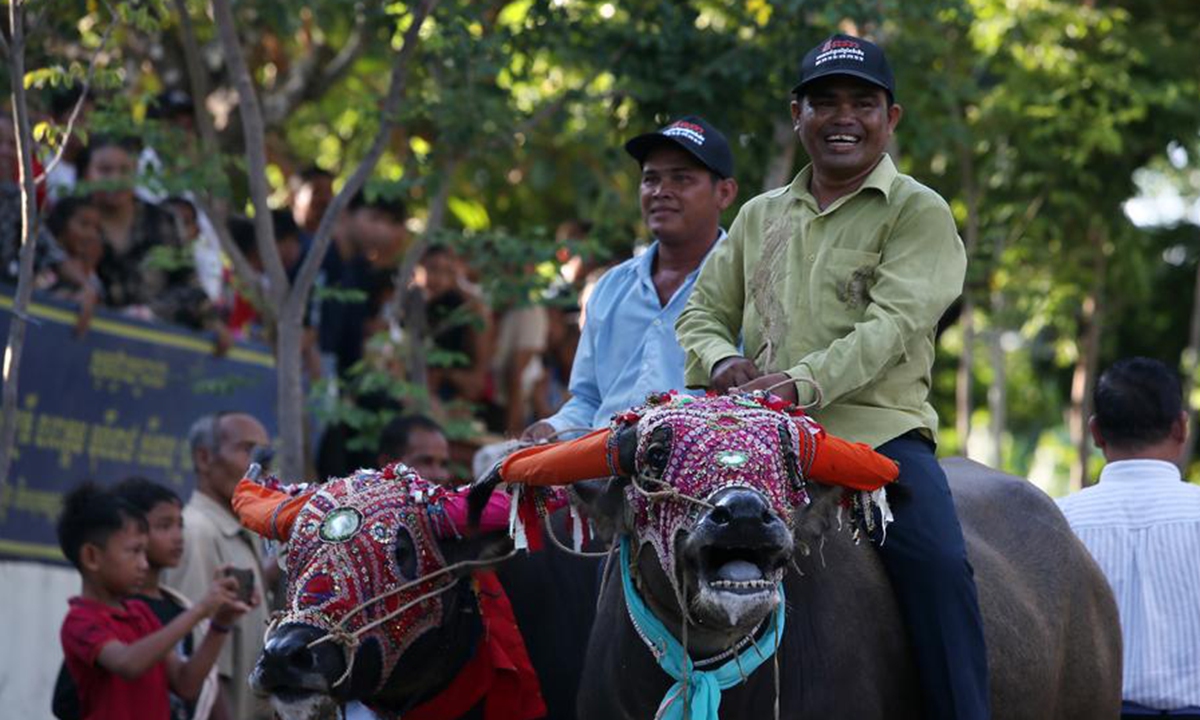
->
<box><xmin>547</xmin><ymin>232</ymin><xmax>725</xmax><ymax>433</ymax></box>
<box><xmin>1057</xmin><ymin>459</ymin><xmax>1200</xmax><ymax>710</ymax></box>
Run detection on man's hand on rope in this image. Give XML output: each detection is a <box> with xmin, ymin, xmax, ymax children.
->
<box><xmin>732</xmin><ymin>372</ymin><xmax>799</xmax><ymax>405</ymax></box>
<box><xmin>710</xmin><ymin>355</ymin><xmax>762</xmax><ymax>393</ymax></box>
<box><xmin>520</xmin><ymin>420</ymin><xmax>557</xmax><ymax>443</ymax></box>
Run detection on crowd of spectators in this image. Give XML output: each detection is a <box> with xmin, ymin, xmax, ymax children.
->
<box><xmin>1</xmin><ymin>89</ymin><xmax>612</xmax><ymax>476</ymax></box>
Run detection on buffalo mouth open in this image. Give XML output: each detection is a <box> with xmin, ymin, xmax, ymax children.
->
<box><xmin>697</xmin><ymin>543</ymin><xmax>786</xmax><ymax>597</ymax></box>
<box><xmin>683</xmin><ymin>536</ymin><xmax>789</xmax><ymax>631</ymax></box>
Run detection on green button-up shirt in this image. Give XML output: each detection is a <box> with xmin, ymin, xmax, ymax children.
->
<box><xmin>676</xmin><ymin>154</ymin><xmax>966</xmax><ymax>448</ymax></box>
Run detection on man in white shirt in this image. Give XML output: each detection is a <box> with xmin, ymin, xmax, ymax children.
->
<box><xmin>1057</xmin><ymin>357</ymin><xmax>1200</xmax><ymax>719</ymax></box>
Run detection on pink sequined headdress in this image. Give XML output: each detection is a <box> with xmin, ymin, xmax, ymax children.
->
<box><xmin>612</xmin><ymin>392</ymin><xmax>821</xmax><ymax>584</ymax></box>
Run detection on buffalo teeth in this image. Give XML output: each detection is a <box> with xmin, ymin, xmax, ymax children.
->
<box><xmin>709</xmin><ymin>579</ymin><xmax>773</xmax><ymax>590</ymax></box>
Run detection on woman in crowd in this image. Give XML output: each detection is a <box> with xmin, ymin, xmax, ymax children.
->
<box><xmin>79</xmin><ymin>136</ymin><xmax>216</xmax><ymax>333</ymax></box>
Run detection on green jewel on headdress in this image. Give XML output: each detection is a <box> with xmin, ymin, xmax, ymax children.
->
<box><xmin>715</xmin><ymin>449</ymin><xmax>749</xmax><ymax>468</ymax></box>
<box><xmin>319</xmin><ymin>507</ymin><xmax>364</xmax><ymax>543</ymax></box>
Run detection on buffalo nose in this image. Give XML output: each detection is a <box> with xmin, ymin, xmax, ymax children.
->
<box><xmin>260</xmin><ymin>630</ymin><xmax>320</xmax><ymax>678</ymax></box>
<box><xmin>706</xmin><ymin>489</ymin><xmax>780</xmax><ymax>530</ymax></box>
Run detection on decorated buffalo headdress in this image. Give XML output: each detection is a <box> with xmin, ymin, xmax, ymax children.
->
<box><xmin>465</xmin><ymin>391</ymin><xmax>898</xmax><ymax>720</ymax></box>
<box><xmin>232</xmin><ymin>464</ymin><xmax>513</xmax><ymax>695</ymax></box>
<box><xmin>477</xmin><ymin>391</ymin><xmax>898</xmax><ymax>587</ymax></box>
<box><xmin>615</xmin><ymin>392</ymin><xmax>820</xmax><ymax>584</ymax></box>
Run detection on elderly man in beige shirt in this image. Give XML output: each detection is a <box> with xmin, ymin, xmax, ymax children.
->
<box><xmin>165</xmin><ymin>412</ymin><xmax>274</xmax><ymax>720</ymax></box>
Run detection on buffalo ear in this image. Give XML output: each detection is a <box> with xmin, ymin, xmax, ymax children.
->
<box><xmin>792</xmin><ymin>481</ymin><xmax>843</xmax><ymax>544</ymax></box>
<box><xmin>467</xmin><ymin>460</ymin><xmax>504</xmax><ymax>528</ymax></box>
<box><xmin>568</xmin><ymin>477</ymin><xmax>630</xmax><ymax>541</ymax></box>
<box><xmin>439</xmin><ymin>529</ymin><xmax>516</xmax><ymax>576</ymax></box>
<box><xmin>616</xmin><ymin>425</ymin><xmax>639</xmax><ymax>475</ymax></box>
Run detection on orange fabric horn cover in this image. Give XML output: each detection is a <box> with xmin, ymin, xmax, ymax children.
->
<box><xmin>231</xmin><ymin>477</ymin><xmax>311</xmax><ymax>541</ymax></box>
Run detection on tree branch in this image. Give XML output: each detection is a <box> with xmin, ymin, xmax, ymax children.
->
<box><xmin>261</xmin><ymin>43</ymin><xmax>320</xmax><ymax>127</ymax></box>
<box><xmin>172</xmin><ymin>0</ymin><xmax>221</xmax><ymax>160</ymax></box>
<box><xmin>319</xmin><ymin>13</ymin><xmax>367</xmax><ymax>87</ymax></box>
<box><xmin>386</xmin><ymin>152</ymin><xmax>460</xmax><ymax>399</ymax></box>
<box><xmin>170</xmin><ymin>0</ymin><xmax>263</xmax><ymax>318</ymax></box>
<box><xmin>287</xmin><ymin>0</ymin><xmax>441</xmax><ymax>320</ymax></box>
<box><xmin>1</xmin><ymin>0</ymin><xmax>46</xmax><ymax>484</ymax></box>
<box><xmin>262</xmin><ymin>6</ymin><xmax>368</xmax><ymax>127</ymax></box>
<box><xmin>210</xmin><ymin>0</ymin><xmax>289</xmax><ymax>303</ymax></box>
<box><xmin>34</xmin><ymin>6</ymin><xmax>118</xmax><ymax>184</ymax></box>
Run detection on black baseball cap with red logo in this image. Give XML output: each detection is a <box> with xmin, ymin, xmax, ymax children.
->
<box><xmin>624</xmin><ymin>115</ymin><xmax>734</xmax><ymax>179</ymax></box>
<box><xmin>792</xmin><ymin>33</ymin><xmax>895</xmax><ymax>101</ymax></box>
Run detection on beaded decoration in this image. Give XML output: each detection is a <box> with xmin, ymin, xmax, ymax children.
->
<box><xmin>611</xmin><ymin>391</ymin><xmax>822</xmax><ymax>590</ymax></box>
<box><xmin>275</xmin><ymin>463</ymin><xmax>460</xmax><ymax>695</ymax></box>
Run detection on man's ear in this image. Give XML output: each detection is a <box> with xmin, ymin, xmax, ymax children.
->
<box><xmin>1172</xmin><ymin>411</ymin><xmax>1188</xmax><ymax>443</ymax></box>
<box><xmin>1088</xmin><ymin>416</ymin><xmax>1106</xmax><ymax>452</ymax></box>
<box><xmin>886</xmin><ymin>102</ymin><xmax>904</xmax><ymax>133</ymax></box>
<box><xmin>193</xmin><ymin>447</ymin><xmax>212</xmax><ymax>476</ymax></box>
<box><xmin>716</xmin><ymin>177</ymin><xmax>739</xmax><ymax>211</ymax></box>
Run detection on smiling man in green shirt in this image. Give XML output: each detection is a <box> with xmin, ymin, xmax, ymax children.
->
<box><xmin>676</xmin><ymin>34</ymin><xmax>990</xmax><ymax>720</ymax></box>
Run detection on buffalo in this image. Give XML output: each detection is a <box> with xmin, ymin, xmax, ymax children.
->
<box><xmin>230</xmin><ymin>465</ymin><xmax>600</xmax><ymax>720</ymax></box>
<box><xmin>473</xmin><ymin>392</ymin><xmax>1122</xmax><ymax>719</ymax></box>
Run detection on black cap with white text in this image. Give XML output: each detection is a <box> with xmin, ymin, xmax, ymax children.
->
<box><xmin>624</xmin><ymin>115</ymin><xmax>734</xmax><ymax>179</ymax></box>
<box><xmin>792</xmin><ymin>34</ymin><xmax>895</xmax><ymax>101</ymax></box>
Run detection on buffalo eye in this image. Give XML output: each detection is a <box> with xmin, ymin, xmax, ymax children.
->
<box><xmin>393</xmin><ymin>528</ymin><xmax>418</xmax><ymax>579</ymax></box>
<box><xmin>642</xmin><ymin>425</ymin><xmax>673</xmax><ymax>479</ymax></box>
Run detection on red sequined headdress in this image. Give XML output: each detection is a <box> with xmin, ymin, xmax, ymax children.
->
<box><xmin>232</xmin><ymin>464</ymin><xmax>513</xmax><ymax>696</ymax></box>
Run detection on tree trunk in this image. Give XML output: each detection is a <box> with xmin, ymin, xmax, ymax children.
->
<box><xmin>403</xmin><ymin>287</ymin><xmax>429</xmax><ymax>411</ymax></box>
<box><xmin>986</xmin><ymin>222</ymin><xmax>1006</xmax><ymax>470</ymax></box>
<box><xmin>274</xmin><ymin>304</ymin><xmax>307</xmax><ymax>481</ymax></box>
<box><xmin>387</xmin><ymin>154</ymin><xmax>460</xmax><ymax>406</ymax></box>
<box><xmin>986</xmin><ymin>318</ymin><xmax>1006</xmax><ymax>470</ymax></box>
<box><xmin>1069</xmin><ymin>226</ymin><xmax>1108</xmax><ymax>490</ymax></box>
<box><xmin>956</xmin><ymin>141</ymin><xmax>980</xmax><ymax>457</ymax></box>
<box><xmin>957</xmin><ymin>295</ymin><xmax>974</xmax><ymax>454</ymax></box>
<box><xmin>761</xmin><ymin>118</ymin><xmax>797</xmax><ymax>191</ymax></box>
<box><xmin>1178</xmin><ymin>226</ymin><xmax>1200</xmax><ymax>476</ymax></box>
<box><xmin>0</xmin><ymin>2</ymin><xmax>45</xmax><ymax>486</ymax></box>
<box><xmin>210</xmin><ymin>0</ymin><xmax>439</xmax><ymax>481</ymax></box>
<box><xmin>985</xmin><ymin>262</ymin><xmax>1006</xmax><ymax>469</ymax></box>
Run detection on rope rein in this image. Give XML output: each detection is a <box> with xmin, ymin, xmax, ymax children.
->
<box><xmin>538</xmin><ymin>508</ymin><xmax>614</xmax><ymax>558</ymax></box>
<box><xmin>735</xmin><ymin>377</ymin><xmax>824</xmax><ymax>411</ymax></box>
<box><xmin>629</xmin><ymin>466</ymin><xmax>716</xmax><ymax>511</ymax></box>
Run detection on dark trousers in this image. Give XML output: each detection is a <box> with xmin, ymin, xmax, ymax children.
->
<box><xmin>874</xmin><ymin>433</ymin><xmax>991</xmax><ymax>720</ymax></box>
<box><xmin>1122</xmin><ymin>701</ymin><xmax>1200</xmax><ymax>718</ymax></box>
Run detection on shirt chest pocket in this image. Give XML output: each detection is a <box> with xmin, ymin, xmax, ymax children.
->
<box><xmin>819</xmin><ymin>248</ymin><xmax>882</xmax><ymax>326</ymax></box>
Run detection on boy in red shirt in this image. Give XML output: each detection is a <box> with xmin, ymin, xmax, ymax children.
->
<box><xmin>57</xmin><ymin>482</ymin><xmax>254</xmax><ymax>720</ymax></box>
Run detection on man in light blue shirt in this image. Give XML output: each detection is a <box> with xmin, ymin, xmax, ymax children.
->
<box><xmin>1057</xmin><ymin>357</ymin><xmax>1200</xmax><ymax>719</ymax></box>
<box><xmin>522</xmin><ymin>116</ymin><xmax>738</xmax><ymax>440</ymax></box>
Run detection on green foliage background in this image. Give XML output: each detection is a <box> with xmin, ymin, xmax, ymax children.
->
<box><xmin>12</xmin><ymin>0</ymin><xmax>1200</xmax><ymax>488</ymax></box>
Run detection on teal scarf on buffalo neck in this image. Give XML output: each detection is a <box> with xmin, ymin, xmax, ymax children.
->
<box><xmin>619</xmin><ymin>536</ymin><xmax>786</xmax><ymax>720</ymax></box>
